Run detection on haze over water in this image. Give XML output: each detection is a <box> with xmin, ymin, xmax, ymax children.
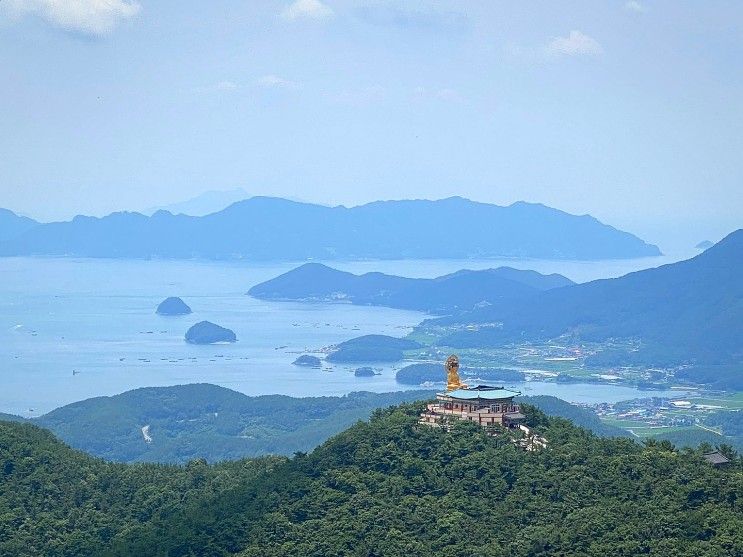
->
<box><xmin>1</xmin><ymin>252</ymin><xmax>695</xmax><ymax>415</ymax></box>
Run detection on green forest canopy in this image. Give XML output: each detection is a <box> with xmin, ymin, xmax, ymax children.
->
<box><xmin>1</xmin><ymin>402</ymin><xmax>741</xmax><ymax>556</ymax></box>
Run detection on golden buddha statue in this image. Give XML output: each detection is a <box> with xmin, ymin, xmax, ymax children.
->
<box><xmin>445</xmin><ymin>354</ymin><xmax>467</xmax><ymax>391</ymax></box>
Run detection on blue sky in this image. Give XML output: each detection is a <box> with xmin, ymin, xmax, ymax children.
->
<box><xmin>1</xmin><ymin>1</ymin><xmax>741</xmax><ymax>249</ymax></box>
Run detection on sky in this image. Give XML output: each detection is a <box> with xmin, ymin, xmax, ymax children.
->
<box><xmin>1</xmin><ymin>0</ymin><xmax>741</xmax><ymax>250</ymax></box>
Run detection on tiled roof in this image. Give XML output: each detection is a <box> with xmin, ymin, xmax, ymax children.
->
<box><xmin>504</xmin><ymin>412</ymin><xmax>526</xmax><ymax>420</ymax></box>
<box><xmin>703</xmin><ymin>451</ymin><xmax>731</xmax><ymax>465</ymax></box>
<box><xmin>442</xmin><ymin>387</ymin><xmax>521</xmax><ymax>400</ymax></box>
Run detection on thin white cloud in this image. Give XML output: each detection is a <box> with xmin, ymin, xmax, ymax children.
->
<box><xmin>200</xmin><ymin>76</ymin><xmax>299</xmax><ymax>95</ymax></box>
<box><xmin>415</xmin><ymin>86</ymin><xmax>462</xmax><ymax>102</ymax></box>
<box><xmin>624</xmin><ymin>1</ymin><xmax>647</xmax><ymax>13</ymax></box>
<box><xmin>327</xmin><ymin>85</ymin><xmax>385</xmax><ymax>106</ymax></box>
<box><xmin>255</xmin><ymin>75</ymin><xmax>298</xmax><ymax>89</ymax></box>
<box><xmin>281</xmin><ymin>0</ymin><xmax>333</xmax><ymax>21</ymax></box>
<box><xmin>215</xmin><ymin>80</ymin><xmax>238</xmax><ymax>91</ymax></box>
<box><xmin>356</xmin><ymin>4</ymin><xmax>468</xmax><ymax>33</ymax></box>
<box><xmin>3</xmin><ymin>0</ymin><xmax>140</xmax><ymax>36</ymax></box>
<box><xmin>546</xmin><ymin>30</ymin><xmax>603</xmax><ymax>57</ymax></box>
<box><xmin>436</xmin><ymin>88</ymin><xmax>461</xmax><ymax>102</ymax></box>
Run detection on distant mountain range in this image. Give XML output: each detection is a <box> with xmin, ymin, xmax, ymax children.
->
<box><xmin>0</xmin><ymin>384</ymin><xmax>627</xmax><ymax>463</ymax></box>
<box><xmin>432</xmin><ymin>229</ymin><xmax>743</xmax><ymax>365</ymax></box>
<box><xmin>142</xmin><ymin>188</ymin><xmax>250</xmax><ymax>216</ymax></box>
<box><xmin>249</xmin><ymin>263</ymin><xmax>573</xmax><ymax>313</ymax></box>
<box><xmin>0</xmin><ymin>208</ymin><xmax>37</xmax><ymax>242</ymax></box>
<box><xmin>0</xmin><ymin>196</ymin><xmax>660</xmax><ymax>260</ymax></box>
<box><xmin>696</xmin><ymin>240</ymin><xmax>715</xmax><ymax>250</ymax></box>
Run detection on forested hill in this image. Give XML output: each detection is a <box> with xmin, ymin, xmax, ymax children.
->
<box><xmin>0</xmin><ymin>412</ymin><xmax>25</xmax><ymax>423</ymax></box>
<box><xmin>0</xmin><ymin>420</ymin><xmax>280</xmax><ymax>556</ymax></box>
<box><xmin>249</xmin><ymin>263</ymin><xmax>573</xmax><ymax>313</ymax></box>
<box><xmin>34</xmin><ymin>386</ymin><xmax>433</xmax><ymax>463</ymax></box>
<box><xmin>19</xmin><ymin>384</ymin><xmax>623</xmax><ymax>463</ymax></box>
<box><xmin>434</xmin><ymin>228</ymin><xmax>743</xmax><ymax>365</ymax></box>
<box><xmin>0</xmin><ymin>196</ymin><xmax>660</xmax><ymax>260</ymax></box>
<box><xmin>1</xmin><ymin>404</ymin><xmax>741</xmax><ymax>556</ymax></box>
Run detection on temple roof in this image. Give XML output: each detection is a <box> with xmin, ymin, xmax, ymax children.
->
<box><xmin>504</xmin><ymin>412</ymin><xmax>526</xmax><ymax>420</ymax></box>
<box><xmin>703</xmin><ymin>451</ymin><xmax>731</xmax><ymax>466</ymax></box>
<box><xmin>442</xmin><ymin>386</ymin><xmax>521</xmax><ymax>400</ymax></box>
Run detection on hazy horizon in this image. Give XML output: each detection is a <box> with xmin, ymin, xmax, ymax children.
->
<box><xmin>7</xmin><ymin>188</ymin><xmax>737</xmax><ymax>254</ymax></box>
<box><xmin>2</xmin><ymin>1</ymin><xmax>742</xmax><ymax>250</ymax></box>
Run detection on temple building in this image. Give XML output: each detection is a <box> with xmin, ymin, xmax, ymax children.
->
<box><xmin>419</xmin><ymin>355</ymin><xmax>526</xmax><ymax>430</ymax></box>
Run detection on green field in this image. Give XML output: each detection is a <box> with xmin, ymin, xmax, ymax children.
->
<box><xmin>600</xmin><ymin>417</ymin><xmax>651</xmax><ymax>429</ymax></box>
<box><xmin>689</xmin><ymin>392</ymin><xmax>743</xmax><ymax>410</ymax></box>
<box><xmin>625</xmin><ymin>425</ymin><xmax>692</xmax><ymax>438</ymax></box>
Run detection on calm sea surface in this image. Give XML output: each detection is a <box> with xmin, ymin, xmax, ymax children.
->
<box><xmin>1</xmin><ymin>253</ymin><xmax>695</xmax><ymax>415</ymax></box>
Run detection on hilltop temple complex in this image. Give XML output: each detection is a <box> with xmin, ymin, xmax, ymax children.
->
<box><xmin>419</xmin><ymin>355</ymin><xmax>526</xmax><ymax>429</ymax></box>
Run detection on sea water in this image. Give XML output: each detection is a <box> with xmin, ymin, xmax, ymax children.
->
<box><xmin>0</xmin><ymin>253</ymin><xmax>694</xmax><ymax>415</ymax></box>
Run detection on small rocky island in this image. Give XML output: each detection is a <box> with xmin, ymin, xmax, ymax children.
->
<box><xmin>395</xmin><ymin>363</ymin><xmax>442</xmax><ymax>385</ymax></box>
<box><xmin>327</xmin><ymin>335</ymin><xmax>421</xmax><ymax>363</ymax></box>
<box><xmin>156</xmin><ymin>297</ymin><xmax>192</xmax><ymax>315</ymax></box>
<box><xmin>354</xmin><ymin>367</ymin><xmax>376</xmax><ymax>377</ymax></box>
<box><xmin>293</xmin><ymin>355</ymin><xmax>322</xmax><ymax>368</ymax></box>
<box><xmin>185</xmin><ymin>321</ymin><xmax>236</xmax><ymax>344</ymax></box>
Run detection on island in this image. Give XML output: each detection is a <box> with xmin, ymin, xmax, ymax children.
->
<box><xmin>395</xmin><ymin>363</ymin><xmax>526</xmax><ymax>385</ymax></box>
<box><xmin>0</xmin><ymin>208</ymin><xmax>38</xmax><ymax>242</ymax></box>
<box><xmin>185</xmin><ymin>321</ymin><xmax>236</xmax><ymax>344</ymax></box>
<box><xmin>395</xmin><ymin>363</ymin><xmax>442</xmax><ymax>385</ymax></box>
<box><xmin>156</xmin><ymin>297</ymin><xmax>192</xmax><ymax>315</ymax></box>
<box><xmin>354</xmin><ymin>367</ymin><xmax>376</xmax><ymax>377</ymax></box>
<box><xmin>0</xmin><ymin>197</ymin><xmax>662</xmax><ymax>260</ymax></box>
<box><xmin>248</xmin><ymin>263</ymin><xmax>574</xmax><ymax>313</ymax></box>
<box><xmin>469</xmin><ymin>368</ymin><xmax>526</xmax><ymax>383</ymax></box>
<box><xmin>326</xmin><ymin>335</ymin><xmax>421</xmax><ymax>363</ymax></box>
<box><xmin>292</xmin><ymin>355</ymin><xmax>322</xmax><ymax>368</ymax></box>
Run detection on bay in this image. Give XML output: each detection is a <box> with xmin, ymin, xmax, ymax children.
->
<box><xmin>1</xmin><ymin>253</ymin><xmax>694</xmax><ymax>415</ymax></box>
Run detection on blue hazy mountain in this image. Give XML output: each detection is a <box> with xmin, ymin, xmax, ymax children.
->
<box><xmin>0</xmin><ymin>208</ymin><xmax>37</xmax><ymax>242</ymax></box>
<box><xmin>142</xmin><ymin>188</ymin><xmax>250</xmax><ymax>216</ymax></box>
<box><xmin>249</xmin><ymin>263</ymin><xmax>573</xmax><ymax>313</ymax></box>
<box><xmin>0</xmin><ymin>196</ymin><xmax>660</xmax><ymax>260</ymax></box>
<box><xmin>696</xmin><ymin>240</ymin><xmax>715</xmax><ymax>250</ymax></box>
<box><xmin>434</xmin><ymin>229</ymin><xmax>743</xmax><ymax>365</ymax></box>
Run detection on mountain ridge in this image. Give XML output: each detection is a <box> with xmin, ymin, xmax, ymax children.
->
<box><xmin>0</xmin><ymin>196</ymin><xmax>661</xmax><ymax>260</ymax></box>
<box><xmin>2</xmin><ymin>384</ymin><xmax>629</xmax><ymax>464</ymax></box>
<box><xmin>0</xmin><ymin>208</ymin><xmax>38</xmax><ymax>242</ymax></box>
<box><xmin>249</xmin><ymin>262</ymin><xmax>574</xmax><ymax>313</ymax></box>
<box><xmin>142</xmin><ymin>187</ymin><xmax>250</xmax><ymax>216</ymax></box>
<box><xmin>430</xmin><ymin>229</ymin><xmax>743</xmax><ymax>365</ymax></box>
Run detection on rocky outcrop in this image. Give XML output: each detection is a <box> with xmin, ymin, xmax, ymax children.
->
<box><xmin>292</xmin><ymin>355</ymin><xmax>322</xmax><ymax>368</ymax></box>
<box><xmin>185</xmin><ymin>321</ymin><xmax>236</xmax><ymax>344</ymax></box>
<box><xmin>156</xmin><ymin>297</ymin><xmax>192</xmax><ymax>315</ymax></box>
